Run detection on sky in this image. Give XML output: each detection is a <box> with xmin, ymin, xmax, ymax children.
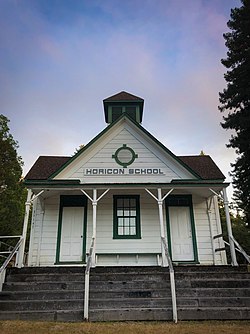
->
<box><xmin>0</xmin><ymin>0</ymin><xmax>240</xmax><ymax>199</ymax></box>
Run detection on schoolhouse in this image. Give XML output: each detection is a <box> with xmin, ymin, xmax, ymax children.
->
<box><xmin>22</xmin><ymin>91</ymin><xmax>234</xmax><ymax>268</ymax></box>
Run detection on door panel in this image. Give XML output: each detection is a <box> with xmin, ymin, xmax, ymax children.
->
<box><xmin>168</xmin><ymin>206</ymin><xmax>194</xmax><ymax>261</ymax></box>
<box><xmin>60</xmin><ymin>207</ymin><xmax>84</xmax><ymax>262</ymax></box>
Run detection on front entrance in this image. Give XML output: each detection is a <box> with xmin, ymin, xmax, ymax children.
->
<box><xmin>168</xmin><ymin>206</ymin><xmax>194</xmax><ymax>261</ymax></box>
<box><xmin>166</xmin><ymin>195</ymin><xmax>198</xmax><ymax>263</ymax></box>
<box><xmin>60</xmin><ymin>207</ymin><xmax>85</xmax><ymax>262</ymax></box>
<box><xmin>56</xmin><ymin>195</ymin><xmax>87</xmax><ymax>264</ymax></box>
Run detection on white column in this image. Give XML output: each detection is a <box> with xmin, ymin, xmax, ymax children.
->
<box><xmin>157</xmin><ymin>188</ymin><xmax>168</xmax><ymax>267</ymax></box>
<box><xmin>92</xmin><ymin>189</ymin><xmax>97</xmax><ymax>267</ymax></box>
<box><xmin>17</xmin><ymin>189</ymin><xmax>32</xmax><ymax>268</ymax></box>
<box><xmin>222</xmin><ymin>188</ymin><xmax>238</xmax><ymax>266</ymax></box>
<box><xmin>206</xmin><ymin>198</ymin><xmax>216</xmax><ymax>265</ymax></box>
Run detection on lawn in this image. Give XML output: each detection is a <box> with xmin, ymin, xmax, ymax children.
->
<box><xmin>0</xmin><ymin>321</ymin><xmax>249</xmax><ymax>334</ymax></box>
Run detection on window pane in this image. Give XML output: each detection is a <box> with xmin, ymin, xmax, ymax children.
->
<box><xmin>118</xmin><ymin>218</ymin><xmax>123</xmax><ymax>227</ymax></box>
<box><xmin>117</xmin><ymin>199</ymin><xmax>123</xmax><ymax>208</ymax></box>
<box><xmin>124</xmin><ymin>209</ymin><xmax>130</xmax><ymax>216</ymax></box>
<box><xmin>117</xmin><ymin>209</ymin><xmax>123</xmax><ymax>216</ymax></box>
<box><xmin>130</xmin><ymin>199</ymin><xmax>136</xmax><ymax>208</ymax></box>
<box><xmin>118</xmin><ymin>227</ymin><xmax>123</xmax><ymax>235</ymax></box>
<box><xmin>130</xmin><ymin>218</ymin><xmax>136</xmax><ymax>227</ymax></box>
<box><xmin>123</xmin><ymin>199</ymin><xmax>130</xmax><ymax>207</ymax></box>
<box><xmin>130</xmin><ymin>226</ymin><xmax>136</xmax><ymax>235</ymax></box>
<box><xmin>130</xmin><ymin>209</ymin><xmax>136</xmax><ymax>216</ymax></box>
<box><xmin>124</xmin><ymin>226</ymin><xmax>130</xmax><ymax>235</ymax></box>
<box><xmin>124</xmin><ymin>218</ymin><xmax>130</xmax><ymax>226</ymax></box>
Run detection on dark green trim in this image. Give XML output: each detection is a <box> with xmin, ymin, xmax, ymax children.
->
<box><xmin>55</xmin><ymin>195</ymin><xmax>88</xmax><ymax>264</ymax></box>
<box><xmin>24</xmin><ymin>181</ymin><xmax>229</xmax><ymax>188</ymax></box>
<box><xmin>55</xmin><ymin>261</ymin><xmax>85</xmax><ymax>264</ymax></box>
<box><xmin>47</xmin><ymin>113</ymin><xmax>202</xmax><ymax>180</ymax></box>
<box><xmin>113</xmin><ymin>195</ymin><xmax>141</xmax><ymax>239</ymax></box>
<box><xmin>173</xmin><ymin>261</ymin><xmax>200</xmax><ymax>265</ymax></box>
<box><xmin>112</xmin><ymin>144</ymin><xmax>138</xmax><ymax>168</ymax></box>
<box><xmin>96</xmin><ymin>252</ymin><xmax>160</xmax><ymax>255</ymax></box>
<box><xmin>165</xmin><ymin>195</ymin><xmax>198</xmax><ymax>263</ymax></box>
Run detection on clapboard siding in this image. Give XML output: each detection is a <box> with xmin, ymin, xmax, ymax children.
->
<box><xmin>28</xmin><ymin>191</ymin><xmax>225</xmax><ymax>266</ymax></box>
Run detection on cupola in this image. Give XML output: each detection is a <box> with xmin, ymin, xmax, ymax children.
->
<box><xmin>103</xmin><ymin>91</ymin><xmax>144</xmax><ymax>124</ymax></box>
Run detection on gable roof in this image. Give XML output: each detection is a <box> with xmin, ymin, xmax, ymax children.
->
<box><xmin>24</xmin><ymin>154</ymin><xmax>225</xmax><ymax>181</ymax></box>
<box><xmin>24</xmin><ymin>113</ymin><xmax>225</xmax><ymax>183</ymax></box>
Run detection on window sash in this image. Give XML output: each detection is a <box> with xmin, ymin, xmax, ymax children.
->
<box><xmin>113</xmin><ymin>195</ymin><xmax>141</xmax><ymax>239</ymax></box>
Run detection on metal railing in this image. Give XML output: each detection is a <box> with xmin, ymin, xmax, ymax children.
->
<box><xmin>161</xmin><ymin>237</ymin><xmax>177</xmax><ymax>323</ymax></box>
<box><xmin>213</xmin><ymin>233</ymin><xmax>250</xmax><ymax>264</ymax></box>
<box><xmin>0</xmin><ymin>236</ymin><xmax>23</xmax><ymax>291</ymax></box>
<box><xmin>84</xmin><ymin>237</ymin><xmax>95</xmax><ymax>321</ymax></box>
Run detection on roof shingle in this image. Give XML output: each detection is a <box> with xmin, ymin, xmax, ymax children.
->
<box><xmin>103</xmin><ymin>91</ymin><xmax>144</xmax><ymax>102</ymax></box>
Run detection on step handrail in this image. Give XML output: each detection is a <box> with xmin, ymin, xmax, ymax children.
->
<box><xmin>230</xmin><ymin>235</ymin><xmax>250</xmax><ymax>263</ymax></box>
<box><xmin>0</xmin><ymin>237</ymin><xmax>23</xmax><ymax>274</ymax></box>
<box><xmin>0</xmin><ymin>236</ymin><xmax>23</xmax><ymax>291</ymax></box>
<box><xmin>161</xmin><ymin>237</ymin><xmax>177</xmax><ymax>323</ymax></box>
<box><xmin>84</xmin><ymin>237</ymin><xmax>95</xmax><ymax>321</ymax></box>
<box><xmin>213</xmin><ymin>234</ymin><xmax>250</xmax><ymax>264</ymax></box>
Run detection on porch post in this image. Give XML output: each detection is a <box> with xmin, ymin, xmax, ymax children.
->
<box><xmin>92</xmin><ymin>188</ymin><xmax>97</xmax><ymax>267</ymax></box>
<box><xmin>222</xmin><ymin>188</ymin><xmax>238</xmax><ymax>266</ymax></box>
<box><xmin>206</xmin><ymin>198</ymin><xmax>216</xmax><ymax>265</ymax></box>
<box><xmin>157</xmin><ymin>188</ymin><xmax>168</xmax><ymax>267</ymax></box>
<box><xmin>17</xmin><ymin>189</ymin><xmax>33</xmax><ymax>268</ymax></box>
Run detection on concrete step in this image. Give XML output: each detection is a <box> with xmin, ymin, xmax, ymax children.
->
<box><xmin>174</xmin><ymin>272</ymin><xmax>249</xmax><ymax>280</ymax></box>
<box><xmin>191</xmin><ymin>297</ymin><xmax>250</xmax><ymax>307</ymax></box>
<box><xmin>90</xmin><ymin>297</ymin><xmax>196</xmax><ymax>308</ymax></box>
<box><xmin>174</xmin><ymin>265</ymin><xmax>249</xmax><ymax>273</ymax></box>
<box><xmin>0</xmin><ymin>289</ymin><xmax>84</xmax><ymax>300</ymax></box>
<box><xmin>89</xmin><ymin>273</ymin><xmax>169</xmax><ymax>282</ymax></box>
<box><xmin>188</xmin><ymin>279</ymin><xmax>250</xmax><ymax>289</ymax></box>
<box><xmin>90</xmin><ymin>289</ymin><xmax>170</xmax><ymax>299</ymax></box>
<box><xmin>176</xmin><ymin>287</ymin><xmax>250</xmax><ymax>297</ymax></box>
<box><xmin>177</xmin><ymin>307</ymin><xmax>250</xmax><ymax>320</ymax></box>
<box><xmin>90</xmin><ymin>280</ymin><xmax>170</xmax><ymax>291</ymax></box>
<box><xmin>0</xmin><ymin>309</ymin><xmax>84</xmax><ymax>322</ymax></box>
<box><xmin>6</xmin><ymin>273</ymin><xmax>85</xmax><ymax>283</ymax></box>
<box><xmin>3</xmin><ymin>281</ymin><xmax>85</xmax><ymax>291</ymax></box>
<box><xmin>0</xmin><ymin>299</ymin><xmax>84</xmax><ymax>312</ymax></box>
<box><xmin>89</xmin><ymin>307</ymin><xmax>173</xmax><ymax>321</ymax></box>
<box><xmin>6</xmin><ymin>266</ymin><xmax>85</xmax><ymax>275</ymax></box>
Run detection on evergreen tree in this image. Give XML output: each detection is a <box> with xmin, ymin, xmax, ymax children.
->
<box><xmin>0</xmin><ymin>114</ymin><xmax>26</xmax><ymax>238</ymax></box>
<box><xmin>219</xmin><ymin>0</ymin><xmax>250</xmax><ymax>224</ymax></box>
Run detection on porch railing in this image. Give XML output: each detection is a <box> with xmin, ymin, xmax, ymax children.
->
<box><xmin>161</xmin><ymin>237</ymin><xmax>177</xmax><ymax>323</ymax></box>
<box><xmin>0</xmin><ymin>236</ymin><xmax>23</xmax><ymax>291</ymax></box>
<box><xmin>84</xmin><ymin>237</ymin><xmax>95</xmax><ymax>321</ymax></box>
<box><xmin>213</xmin><ymin>234</ymin><xmax>250</xmax><ymax>264</ymax></box>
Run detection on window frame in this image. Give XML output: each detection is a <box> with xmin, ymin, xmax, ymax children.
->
<box><xmin>113</xmin><ymin>195</ymin><xmax>141</xmax><ymax>239</ymax></box>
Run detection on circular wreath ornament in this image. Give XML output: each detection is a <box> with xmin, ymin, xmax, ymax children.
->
<box><xmin>112</xmin><ymin>144</ymin><xmax>138</xmax><ymax>168</ymax></box>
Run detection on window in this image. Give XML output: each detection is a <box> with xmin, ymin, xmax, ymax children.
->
<box><xmin>109</xmin><ymin>106</ymin><xmax>138</xmax><ymax>123</ymax></box>
<box><xmin>113</xmin><ymin>195</ymin><xmax>141</xmax><ymax>239</ymax></box>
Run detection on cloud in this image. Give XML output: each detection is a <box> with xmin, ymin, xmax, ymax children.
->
<box><xmin>0</xmin><ymin>0</ymin><xmax>239</xmax><ymax>202</ymax></box>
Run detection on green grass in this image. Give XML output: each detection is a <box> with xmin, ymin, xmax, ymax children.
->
<box><xmin>0</xmin><ymin>321</ymin><xmax>249</xmax><ymax>334</ymax></box>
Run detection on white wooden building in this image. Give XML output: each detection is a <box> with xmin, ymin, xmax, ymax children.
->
<box><xmin>23</xmin><ymin>91</ymin><xmax>236</xmax><ymax>268</ymax></box>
